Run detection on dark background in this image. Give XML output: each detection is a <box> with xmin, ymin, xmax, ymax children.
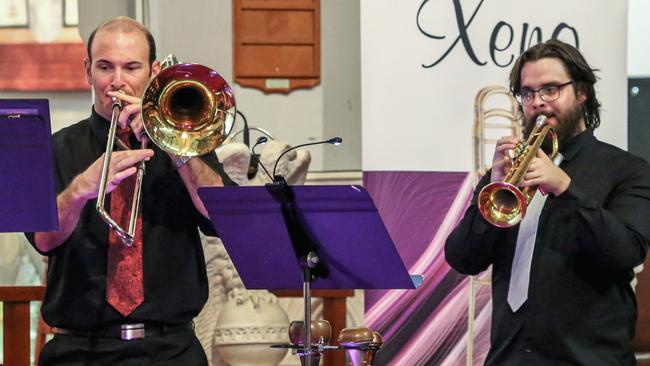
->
<box><xmin>628</xmin><ymin>77</ymin><xmax>650</xmax><ymax>362</ymax></box>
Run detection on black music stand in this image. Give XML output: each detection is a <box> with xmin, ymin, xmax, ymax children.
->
<box><xmin>0</xmin><ymin>99</ymin><xmax>59</xmax><ymax>232</ymax></box>
<box><xmin>198</xmin><ymin>183</ymin><xmax>416</xmax><ymax>363</ymax></box>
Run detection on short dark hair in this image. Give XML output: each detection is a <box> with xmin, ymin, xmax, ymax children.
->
<box><xmin>509</xmin><ymin>39</ymin><xmax>601</xmax><ymax>129</ymax></box>
<box><xmin>86</xmin><ymin>16</ymin><xmax>157</xmax><ymax>66</ymax></box>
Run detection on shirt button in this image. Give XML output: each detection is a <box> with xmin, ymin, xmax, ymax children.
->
<box><xmin>524</xmin><ymin>348</ymin><xmax>532</xmax><ymax>353</ymax></box>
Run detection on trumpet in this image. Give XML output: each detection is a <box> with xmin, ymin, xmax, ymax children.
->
<box><xmin>96</xmin><ymin>55</ymin><xmax>236</xmax><ymax>245</ymax></box>
<box><xmin>477</xmin><ymin>115</ymin><xmax>558</xmax><ymax>228</ymax></box>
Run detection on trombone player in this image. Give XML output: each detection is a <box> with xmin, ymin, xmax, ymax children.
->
<box><xmin>446</xmin><ymin>40</ymin><xmax>650</xmax><ymax>365</ymax></box>
<box><xmin>26</xmin><ymin>16</ymin><xmax>233</xmax><ymax>365</ymax></box>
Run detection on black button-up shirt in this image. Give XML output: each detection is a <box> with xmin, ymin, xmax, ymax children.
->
<box><xmin>446</xmin><ymin>129</ymin><xmax>650</xmax><ymax>365</ymax></box>
<box><xmin>26</xmin><ymin>109</ymin><xmax>234</xmax><ymax>329</ymax></box>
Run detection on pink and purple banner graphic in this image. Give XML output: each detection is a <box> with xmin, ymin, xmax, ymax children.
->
<box><xmin>363</xmin><ymin>171</ymin><xmax>492</xmax><ymax>365</ymax></box>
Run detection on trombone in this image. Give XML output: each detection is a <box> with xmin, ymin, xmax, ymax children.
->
<box><xmin>95</xmin><ymin>97</ymin><xmax>147</xmax><ymax>246</ymax></box>
<box><xmin>473</xmin><ymin>86</ymin><xmax>522</xmax><ymax>180</ymax></box>
<box><xmin>467</xmin><ymin>85</ymin><xmax>522</xmax><ymax>366</ymax></box>
<box><xmin>96</xmin><ymin>55</ymin><xmax>236</xmax><ymax>246</ymax></box>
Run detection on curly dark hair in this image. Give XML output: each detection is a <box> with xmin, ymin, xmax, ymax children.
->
<box><xmin>509</xmin><ymin>39</ymin><xmax>601</xmax><ymax>129</ymax></box>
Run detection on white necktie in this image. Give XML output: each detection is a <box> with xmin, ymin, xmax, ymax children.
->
<box><xmin>507</xmin><ymin>154</ymin><xmax>563</xmax><ymax>312</ymax></box>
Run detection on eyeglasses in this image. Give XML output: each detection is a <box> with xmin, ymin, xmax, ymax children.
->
<box><xmin>515</xmin><ymin>81</ymin><xmax>573</xmax><ymax>105</ymax></box>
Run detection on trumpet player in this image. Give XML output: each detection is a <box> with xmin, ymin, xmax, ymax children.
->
<box><xmin>25</xmin><ymin>17</ymin><xmax>233</xmax><ymax>365</ymax></box>
<box><xmin>446</xmin><ymin>40</ymin><xmax>650</xmax><ymax>365</ymax></box>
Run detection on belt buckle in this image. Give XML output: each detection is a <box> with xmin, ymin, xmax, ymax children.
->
<box><xmin>120</xmin><ymin>323</ymin><xmax>145</xmax><ymax>340</ymax></box>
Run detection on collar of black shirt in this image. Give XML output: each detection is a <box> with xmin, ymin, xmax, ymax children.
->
<box><xmin>89</xmin><ymin>107</ymin><xmax>140</xmax><ymax>148</ymax></box>
<box><xmin>559</xmin><ymin>128</ymin><xmax>595</xmax><ymax>165</ymax></box>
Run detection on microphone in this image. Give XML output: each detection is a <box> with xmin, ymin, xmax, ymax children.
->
<box><xmin>251</xmin><ymin>136</ymin><xmax>274</xmax><ymax>182</ymax></box>
<box><xmin>235</xmin><ymin>110</ymin><xmax>261</xmax><ymax>180</ymax></box>
<box><xmin>272</xmin><ymin>137</ymin><xmax>343</xmax><ymax>181</ymax></box>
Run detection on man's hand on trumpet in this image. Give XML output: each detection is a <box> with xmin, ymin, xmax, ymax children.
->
<box><xmin>490</xmin><ymin>135</ymin><xmax>570</xmax><ymax>197</ymax></box>
<box><xmin>519</xmin><ymin>149</ymin><xmax>571</xmax><ymax>197</ymax></box>
<box><xmin>490</xmin><ymin>136</ymin><xmax>519</xmax><ymax>183</ymax></box>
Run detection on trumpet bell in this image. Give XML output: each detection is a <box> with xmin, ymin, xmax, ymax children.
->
<box><xmin>142</xmin><ymin>63</ymin><xmax>236</xmax><ymax>156</ymax></box>
<box><xmin>478</xmin><ymin>181</ymin><xmax>528</xmax><ymax>228</ymax></box>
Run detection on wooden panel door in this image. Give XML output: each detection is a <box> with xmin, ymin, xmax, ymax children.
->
<box><xmin>233</xmin><ymin>0</ymin><xmax>320</xmax><ymax>93</ymax></box>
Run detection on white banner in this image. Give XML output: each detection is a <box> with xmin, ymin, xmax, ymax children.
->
<box><xmin>361</xmin><ymin>0</ymin><xmax>627</xmax><ymax>172</ymax></box>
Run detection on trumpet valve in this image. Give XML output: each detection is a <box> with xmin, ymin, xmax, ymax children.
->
<box><xmin>513</xmin><ymin>141</ymin><xmax>527</xmax><ymax>156</ymax></box>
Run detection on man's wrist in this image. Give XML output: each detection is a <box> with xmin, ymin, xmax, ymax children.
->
<box><xmin>551</xmin><ymin>176</ymin><xmax>571</xmax><ymax>197</ymax></box>
<box><xmin>69</xmin><ymin>175</ymin><xmax>93</xmax><ymax>201</ymax></box>
<box><xmin>171</xmin><ymin>155</ymin><xmax>192</xmax><ymax>169</ymax></box>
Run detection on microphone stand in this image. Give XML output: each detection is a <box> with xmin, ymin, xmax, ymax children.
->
<box><xmin>261</xmin><ymin>136</ymin><xmax>342</xmax><ymax>365</ymax></box>
<box><xmin>272</xmin><ymin>137</ymin><xmax>342</xmax><ymax>180</ymax></box>
<box><xmin>251</xmin><ymin>137</ymin><xmax>274</xmax><ymax>183</ymax></box>
<box><xmin>265</xmin><ymin>173</ymin><xmax>320</xmax><ymax>364</ymax></box>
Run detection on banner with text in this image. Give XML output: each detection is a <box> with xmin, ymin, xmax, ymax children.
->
<box><xmin>361</xmin><ymin>0</ymin><xmax>627</xmax><ymax>172</ymax></box>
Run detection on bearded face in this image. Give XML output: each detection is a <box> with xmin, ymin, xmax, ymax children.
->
<box><xmin>518</xmin><ymin>58</ymin><xmax>588</xmax><ymax>152</ymax></box>
<box><xmin>523</xmin><ymin>101</ymin><xmax>584</xmax><ymax>152</ymax></box>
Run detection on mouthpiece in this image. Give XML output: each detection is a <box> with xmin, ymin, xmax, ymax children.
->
<box><xmin>535</xmin><ymin>114</ymin><xmax>548</xmax><ymax>126</ymax></box>
<box><xmin>112</xmin><ymin>90</ymin><xmax>126</xmax><ymax>109</ymax></box>
<box><xmin>112</xmin><ymin>98</ymin><xmax>122</xmax><ymax>109</ymax></box>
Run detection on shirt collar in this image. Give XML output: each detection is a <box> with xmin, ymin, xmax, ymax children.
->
<box><xmin>89</xmin><ymin>107</ymin><xmax>110</xmax><ymax>145</ymax></box>
<box><xmin>559</xmin><ymin>128</ymin><xmax>595</xmax><ymax>163</ymax></box>
<box><xmin>88</xmin><ymin>107</ymin><xmax>139</xmax><ymax>148</ymax></box>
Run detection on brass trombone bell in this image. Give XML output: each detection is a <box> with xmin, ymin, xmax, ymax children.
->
<box><xmin>142</xmin><ymin>58</ymin><xmax>236</xmax><ymax>156</ymax></box>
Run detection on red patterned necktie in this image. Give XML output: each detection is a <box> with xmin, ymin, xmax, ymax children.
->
<box><xmin>106</xmin><ymin>128</ymin><xmax>144</xmax><ymax>316</ymax></box>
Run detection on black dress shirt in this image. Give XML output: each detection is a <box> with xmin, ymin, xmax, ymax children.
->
<box><xmin>26</xmin><ymin>109</ymin><xmax>234</xmax><ymax>329</ymax></box>
<box><xmin>445</xmin><ymin>129</ymin><xmax>650</xmax><ymax>365</ymax></box>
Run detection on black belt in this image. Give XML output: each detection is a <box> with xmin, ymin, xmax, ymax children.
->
<box><xmin>52</xmin><ymin>321</ymin><xmax>194</xmax><ymax>340</ymax></box>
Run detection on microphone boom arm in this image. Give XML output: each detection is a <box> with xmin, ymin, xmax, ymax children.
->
<box><xmin>272</xmin><ymin>137</ymin><xmax>342</xmax><ymax>180</ymax></box>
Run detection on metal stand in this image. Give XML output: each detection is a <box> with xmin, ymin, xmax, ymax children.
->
<box><xmin>303</xmin><ymin>264</ymin><xmax>313</xmax><ymax>364</ymax></box>
<box><xmin>197</xmin><ymin>183</ymin><xmax>417</xmax><ymax>364</ymax></box>
<box><xmin>300</xmin><ymin>251</ymin><xmax>324</xmax><ymax>364</ymax></box>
